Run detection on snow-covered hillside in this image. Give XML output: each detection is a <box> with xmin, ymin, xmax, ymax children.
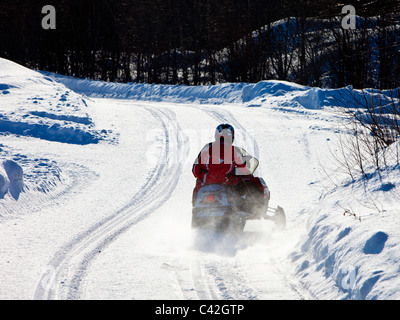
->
<box><xmin>0</xmin><ymin>58</ymin><xmax>399</xmax><ymax>300</ymax></box>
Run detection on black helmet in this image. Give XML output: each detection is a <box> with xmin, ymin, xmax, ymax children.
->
<box><xmin>215</xmin><ymin>123</ymin><xmax>234</xmax><ymax>142</ymax></box>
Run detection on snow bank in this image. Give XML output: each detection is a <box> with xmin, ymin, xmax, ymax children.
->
<box><xmin>40</xmin><ymin>72</ymin><xmax>322</xmax><ymax>107</ymax></box>
<box><xmin>291</xmin><ymin>140</ymin><xmax>400</xmax><ymax>300</ymax></box>
<box><xmin>40</xmin><ymin>73</ymin><xmax>251</xmax><ymax>104</ymax></box>
<box><xmin>0</xmin><ymin>58</ymin><xmax>108</xmax><ymax>145</ymax></box>
<box><xmin>44</xmin><ymin>71</ymin><xmax>395</xmax><ymax>116</ymax></box>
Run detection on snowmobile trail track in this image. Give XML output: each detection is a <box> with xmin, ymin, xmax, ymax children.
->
<box><xmin>176</xmin><ymin>105</ymin><xmax>311</xmax><ymax>300</ymax></box>
<box><xmin>34</xmin><ymin>105</ymin><xmax>189</xmax><ymax>300</ymax></box>
<box><xmin>170</xmin><ymin>258</ymin><xmax>220</xmax><ymax>300</ymax></box>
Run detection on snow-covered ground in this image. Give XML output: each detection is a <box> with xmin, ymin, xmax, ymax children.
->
<box><xmin>0</xmin><ymin>58</ymin><xmax>399</xmax><ymax>300</ymax></box>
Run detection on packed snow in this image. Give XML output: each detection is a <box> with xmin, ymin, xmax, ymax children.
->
<box><xmin>0</xmin><ymin>57</ymin><xmax>399</xmax><ymax>300</ymax></box>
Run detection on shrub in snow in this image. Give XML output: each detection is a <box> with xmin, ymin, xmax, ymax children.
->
<box><xmin>3</xmin><ymin>160</ymin><xmax>24</xmax><ymax>200</ymax></box>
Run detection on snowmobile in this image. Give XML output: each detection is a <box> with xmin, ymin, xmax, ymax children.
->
<box><xmin>191</xmin><ymin>157</ymin><xmax>286</xmax><ymax>233</ymax></box>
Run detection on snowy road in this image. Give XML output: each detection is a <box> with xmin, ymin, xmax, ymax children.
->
<box><xmin>0</xmin><ymin>95</ymin><xmax>336</xmax><ymax>300</ymax></box>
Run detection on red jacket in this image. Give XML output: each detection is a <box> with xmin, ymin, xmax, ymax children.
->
<box><xmin>192</xmin><ymin>141</ymin><xmax>252</xmax><ymax>190</ymax></box>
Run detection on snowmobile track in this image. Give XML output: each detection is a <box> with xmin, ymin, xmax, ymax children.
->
<box><xmin>177</xmin><ymin>105</ymin><xmax>311</xmax><ymax>300</ymax></box>
<box><xmin>34</xmin><ymin>105</ymin><xmax>189</xmax><ymax>300</ymax></box>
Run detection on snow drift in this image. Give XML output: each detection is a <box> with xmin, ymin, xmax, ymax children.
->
<box><xmin>0</xmin><ymin>58</ymin><xmax>108</xmax><ymax>145</ymax></box>
<box><xmin>41</xmin><ymin>72</ymin><xmax>326</xmax><ymax>108</ymax></box>
<box><xmin>42</xmin><ymin>70</ymin><xmax>395</xmax><ymax>115</ymax></box>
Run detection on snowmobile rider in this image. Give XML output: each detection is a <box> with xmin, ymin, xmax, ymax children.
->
<box><xmin>192</xmin><ymin>123</ymin><xmax>255</xmax><ymax>205</ymax></box>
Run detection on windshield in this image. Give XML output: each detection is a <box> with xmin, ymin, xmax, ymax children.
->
<box><xmin>234</xmin><ymin>147</ymin><xmax>259</xmax><ymax>175</ymax></box>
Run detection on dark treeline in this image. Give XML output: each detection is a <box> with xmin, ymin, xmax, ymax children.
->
<box><xmin>0</xmin><ymin>0</ymin><xmax>399</xmax><ymax>89</ymax></box>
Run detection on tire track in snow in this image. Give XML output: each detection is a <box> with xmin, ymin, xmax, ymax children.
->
<box><xmin>163</xmin><ymin>105</ymin><xmax>260</xmax><ymax>300</ymax></box>
<box><xmin>34</xmin><ymin>105</ymin><xmax>189</xmax><ymax>300</ymax></box>
<box><xmin>170</xmin><ymin>258</ymin><xmax>220</xmax><ymax>300</ymax></box>
<box><xmin>267</xmin><ymin>255</ymin><xmax>316</xmax><ymax>300</ymax></box>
